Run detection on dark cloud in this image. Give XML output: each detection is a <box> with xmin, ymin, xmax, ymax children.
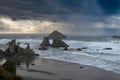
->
<box><xmin>98</xmin><ymin>0</ymin><xmax>120</xmax><ymax>15</ymax></box>
<box><xmin>0</xmin><ymin>0</ymin><xmax>119</xmax><ymax>20</ymax></box>
<box><xmin>0</xmin><ymin>0</ymin><xmax>120</xmax><ymax>35</ymax></box>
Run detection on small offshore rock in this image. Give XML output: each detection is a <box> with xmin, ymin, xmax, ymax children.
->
<box><xmin>77</xmin><ymin>48</ymin><xmax>82</xmax><ymax>51</ymax></box>
<box><xmin>103</xmin><ymin>48</ymin><xmax>112</xmax><ymax>50</ymax></box>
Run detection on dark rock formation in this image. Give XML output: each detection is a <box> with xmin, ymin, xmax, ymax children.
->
<box><xmin>51</xmin><ymin>40</ymin><xmax>69</xmax><ymax>47</ymax></box>
<box><xmin>6</xmin><ymin>40</ymin><xmax>36</xmax><ymax>57</ymax></box>
<box><xmin>40</xmin><ymin>37</ymin><xmax>50</xmax><ymax>46</ymax></box>
<box><xmin>17</xmin><ymin>43</ymin><xmax>36</xmax><ymax>56</ymax></box>
<box><xmin>40</xmin><ymin>30</ymin><xmax>69</xmax><ymax>48</ymax></box>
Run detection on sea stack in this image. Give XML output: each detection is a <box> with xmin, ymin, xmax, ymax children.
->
<box><xmin>6</xmin><ymin>39</ymin><xmax>18</xmax><ymax>55</ymax></box>
<box><xmin>40</xmin><ymin>37</ymin><xmax>50</xmax><ymax>46</ymax></box>
<box><xmin>48</xmin><ymin>30</ymin><xmax>69</xmax><ymax>48</ymax></box>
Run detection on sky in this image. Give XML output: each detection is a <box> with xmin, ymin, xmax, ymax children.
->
<box><xmin>0</xmin><ymin>0</ymin><xmax>120</xmax><ymax>36</ymax></box>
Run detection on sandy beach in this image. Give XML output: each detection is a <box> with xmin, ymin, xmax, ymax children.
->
<box><xmin>0</xmin><ymin>40</ymin><xmax>120</xmax><ymax>80</ymax></box>
<box><xmin>0</xmin><ymin>44</ymin><xmax>120</xmax><ymax>80</ymax></box>
<box><xmin>16</xmin><ymin>57</ymin><xmax>120</xmax><ymax>80</ymax></box>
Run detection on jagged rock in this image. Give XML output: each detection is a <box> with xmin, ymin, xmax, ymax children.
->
<box><xmin>6</xmin><ymin>40</ymin><xmax>36</xmax><ymax>57</ymax></box>
<box><xmin>17</xmin><ymin>44</ymin><xmax>36</xmax><ymax>56</ymax></box>
<box><xmin>39</xmin><ymin>46</ymin><xmax>47</xmax><ymax>50</ymax></box>
<box><xmin>51</xmin><ymin>40</ymin><xmax>69</xmax><ymax>48</ymax></box>
<box><xmin>40</xmin><ymin>37</ymin><xmax>50</xmax><ymax>46</ymax></box>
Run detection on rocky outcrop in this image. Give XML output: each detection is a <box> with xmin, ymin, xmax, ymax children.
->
<box><xmin>6</xmin><ymin>40</ymin><xmax>36</xmax><ymax>57</ymax></box>
<box><xmin>17</xmin><ymin>43</ymin><xmax>36</xmax><ymax>56</ymax></box>
<box><xmin>40</xmin><ymin>37</ymin><xmax>50</xmax><ymax>46</ymax></box>
<box><xmin>39</xmin><ymin>31</ymin><xmax>69</xmax><ymax>50</ymax></box>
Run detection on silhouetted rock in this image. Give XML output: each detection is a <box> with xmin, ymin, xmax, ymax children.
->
<box><xmin>40</xmin><ymin>37</ymin><xmax>50</xmax><ymax>46</ymax></box>
<box><xmin>39</xmin><ymin>46</ymin><xmax>48</xmax><ymax>50</ymax></box>
<box><xmin>103</xmin><ymin>48</ymin><xmax>112</xmax><ymax>50</ymax></box>
<box><xmin>48</xmin><ymin>30</ymin><xmax>66</xmax><ymax>40</ymax></box>
<box><xmin>51</xmin><ymin>40</ymin><xmax>69</xmax><ymax>48</ymax></box>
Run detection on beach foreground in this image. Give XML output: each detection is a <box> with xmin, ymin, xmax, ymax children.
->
<box><xmin>16</xmin><ymin>57</ymin><xmax>120</xmax><ymax>80</ymax></box>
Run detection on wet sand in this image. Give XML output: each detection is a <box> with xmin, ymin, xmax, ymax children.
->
<box><xmin>16</xmin><ymin>57</ymin><xmax>120</xmax><ymax>80</ymax></box>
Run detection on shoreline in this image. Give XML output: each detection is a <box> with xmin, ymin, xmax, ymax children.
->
<box><xmin>16</xmin><ymin>57</ymin><xmax>120</xmax><ymax>80</ymax></box>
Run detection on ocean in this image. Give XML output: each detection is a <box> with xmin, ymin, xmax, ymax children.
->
<box><xmin>0</xmin><ymin>34</ymin><xmax>120</xmax><ymax>74</ymax></box>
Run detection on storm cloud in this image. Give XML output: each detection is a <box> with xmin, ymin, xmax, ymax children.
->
<box><xmin>0</xmin><ymin>0</ymin><xmax>120</xmax><ymax>35</ymax></box>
